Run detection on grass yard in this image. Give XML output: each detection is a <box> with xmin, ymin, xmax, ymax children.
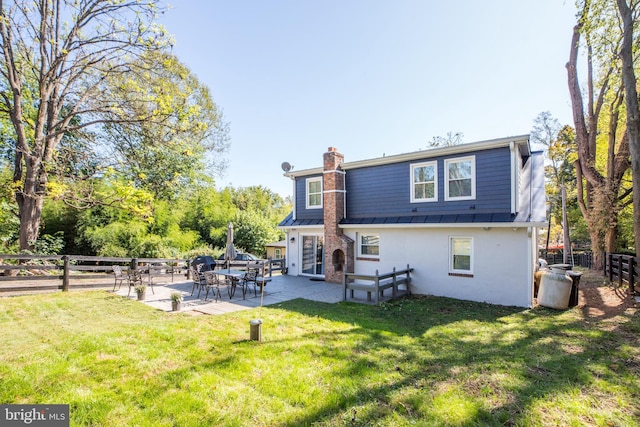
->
<box><xmin>0</xmin><ymin>280</ymin><xmax>638</xmax><ymax>426</ymax></box>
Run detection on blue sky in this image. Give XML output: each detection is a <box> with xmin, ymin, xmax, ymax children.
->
<box><xmin>159</xmin><ymin>1</ymin><xmax>578</xmax><ymax>198</ymax></box>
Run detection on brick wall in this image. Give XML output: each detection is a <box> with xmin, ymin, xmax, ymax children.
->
<box><xmin>323</xmin><ymin>147</ymin><xmax>354</xmax><ymax>283</ymax></box>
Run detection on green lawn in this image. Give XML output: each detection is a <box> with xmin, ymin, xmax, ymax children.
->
<box><xmin>0</xmin><ymin>289</ymin><xmax>638</xmax><ymax>426</ymax></box>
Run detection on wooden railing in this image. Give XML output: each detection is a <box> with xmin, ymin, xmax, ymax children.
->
<box><xmin>343</xmin><ymin>265</ymin><xmax>413</xmax><ymax>304</ymax></box>
<box><xmin>0</xmin><ymin>254</ymin><xmax>188</xmax><ymax>293</ymax></box>
<box><xmin>604</xmin><ymin>253</ymin><xmax>638</xmax><ymax>294</ymax></box>
<box><xmin>267</xmin><ymin>256</ymin><xmax>286</xmax><ymax>277</ymax></box>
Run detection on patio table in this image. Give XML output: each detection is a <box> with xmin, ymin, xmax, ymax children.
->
<box><xmin>208</xmin><ymin>269</ymin><xmax>245</xmax><ymax>299</ymax></box>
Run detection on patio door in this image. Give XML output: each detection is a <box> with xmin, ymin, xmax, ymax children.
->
<box><xmin>301</xmin><ymin>235</ymin><xmax>324</xmax><ymax>276</ymax></box>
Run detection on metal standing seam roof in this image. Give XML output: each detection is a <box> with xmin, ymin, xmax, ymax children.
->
<box><xmin>279</xmin><ymin>212</ymin><xmax>521</xmax><ymax>228</ymax></box>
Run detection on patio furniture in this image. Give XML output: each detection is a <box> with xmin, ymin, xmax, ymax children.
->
<box><xmin>241</xmin><ymin>268</ymin><xmax>259</xmax><ymax>298</ymax></box>
<box><xmin>214</xmin><ymin>269</ymin><xmax>245</xmax><ymax>299</ymax></box>
<box><xmin>112</xmin><ymin>265</ymin><xmax>129</xmax><ymax>291</ymax></box>
<box><xmin>127</xmin><ymin>268</ymin><xmax>155</xmax><ymax>296</ymax></box>
<box><xmin>203</xmin><ymin>272</ymin><xmax>230</xmax><ymax>302</ymax></box>
<box><xmin>190</xmin><ymin>264</ymin><xmax>208</xmax><ymax>297</ymax></box>
<box><xmin>247</xmin><ymin>261</ymin><xmax>271</xmax><ymax>295</ymax></box>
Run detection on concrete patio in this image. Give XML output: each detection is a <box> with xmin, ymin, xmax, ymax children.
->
<box><xmin>114</xmin><ymin>273</ymin><xmax>345</xmax><ymax>315</ymax></box>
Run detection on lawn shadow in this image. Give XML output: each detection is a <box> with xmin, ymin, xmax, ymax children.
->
<box><xmin>269</xmin><ymin>296</ymin><xmax>640</xmax><ymax>426</ymax></box>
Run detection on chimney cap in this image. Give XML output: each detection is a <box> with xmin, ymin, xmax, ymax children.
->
<box><xmin>328</xmin><ymin>147</ymin><xmax>338</xmax><ymax>152</ymax></box>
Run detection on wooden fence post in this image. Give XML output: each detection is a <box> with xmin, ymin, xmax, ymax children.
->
<box><xmin>618</xmin><ymin>255</ymin><xmax>624</xmax><ymax>288</ymax></box>
<box><xmin>630</xmin><ymin>257</ymin><xmax>635</xmax><ymax>294</ymax></box>
<box><xmin>62</xmin><ymin>255</ymin><xmax>70</xmax><ymax>292</ymax></box>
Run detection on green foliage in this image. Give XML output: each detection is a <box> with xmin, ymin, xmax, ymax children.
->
<box><xmin>233</xmin><ymin>210</ymin><xmax>281</xmax><ymax>256</ymax></box>
<box><xmin>0</xmin><ymin>162</ymin><xmax>18</xmax><ymax>250</ymax></box>
<box><xmin>30</xmin><ymin>233</ymin><xmax>65</xmax><ymax>255</ymax></box>
<box><xmin>102</xmin><ymin>52</ymin><xmax>229</xmax><ymax>199</ymax></box>
<box><xmin>180</xmin><ymin>186</ymin><xmax>237</xmax><ymax>248</ymax></box>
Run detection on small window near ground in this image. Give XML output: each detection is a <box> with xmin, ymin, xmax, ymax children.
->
<box><xmin>306</xmin><ymin>177</ymin><xmax>322</xmax><ymax>209</ymax></box>
<box><xmin>358</xmin><ymin>234</ymin><xmax>380</xmax><ymax>258</ymax></box>
<box><xmin>449</xmin><ymin>237</ymin><xmax>473</xmax><ymax>274</ymax></box>
<box><xmin>411</xmin><ymin>161</ymin><xmax>437</xmax><ymax>202</ymax></box>
<box><xmin>445</xmin><ymin>156</ymin><xmax>475</xmax><ymax>201</ymax></box>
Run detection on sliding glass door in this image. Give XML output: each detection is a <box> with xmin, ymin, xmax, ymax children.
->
<box><xmin>301</xmin><ymin>235</ymin><xmax>324</xmax><ymax>276</ymax></box>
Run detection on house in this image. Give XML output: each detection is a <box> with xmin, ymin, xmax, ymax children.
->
<box><xmin>278</xmin><ymin>135</ymin><xmax>546</xmax><ymax>308</ymax></box>
<box><xmin>264</xmin><ymin>240</ymin><xmax>286</xmax><ymax>260</ymax></box>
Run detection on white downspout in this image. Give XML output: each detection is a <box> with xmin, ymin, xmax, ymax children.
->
<box><xmin>510</xmin><ymin>141</ymin><xmax>517</xmax><ymax>214</ymax></box>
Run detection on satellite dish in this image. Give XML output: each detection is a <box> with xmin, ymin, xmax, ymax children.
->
<box><xmin>281</xmin><ymin>162</ymin><xmax>293</xmax><ymax>172</ymax></box>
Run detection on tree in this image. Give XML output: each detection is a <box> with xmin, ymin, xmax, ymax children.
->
<box><xmin>615</xmin><ymin>0</ymin><xmax>640</xmax><ymax>257</ymax></box>
<box><xmin>100</xmin><ymin>52</ymin><xmax>229</xmax><ymax>199</ymax></box>
<box><xmin>427</xmin><ymin>131</ymin><xmax>464</xmax><ymax>148</ymax></box>
<box><xmin>0</xmin><ymin>0</ymin><xmax>173</xmax><ymax>251</ymax></box>
<box><xmin>531</xmin><ymin>113</ymin><xmax>583</xmax><ymax>251</ymax></box>
<box><xmin>566</xmin><ymin>1</ymin><xmax>633</xmax><ymax>268</ymax></box>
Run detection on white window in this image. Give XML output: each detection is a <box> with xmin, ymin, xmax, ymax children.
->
<box><xmin>445</xmin><ymin>156</ymin><xmax>475</xmax><ymax>201</ymax></box>
<box><xmin>449</xmin><ymin>237</ymin><xmax>473</xmax><ymax>274</ymax></box>
<box><xmin>275</xmin><ymin>248</ymin><xmax>281</xmax><ymax>258</ymax></box>
<box><xmin>358</xmin><ymin>234</ymin><xmax>380</xmax><ymax>258</ymax></box>
<box><xmin>411</xmin><ymin>161</ymin><xmax>437</xmax><ymax>202</ymax></box>
<box><xmin>306</xmin><ymin>177</ymin><xmax>322</xmax><ymax>209</ymax></box>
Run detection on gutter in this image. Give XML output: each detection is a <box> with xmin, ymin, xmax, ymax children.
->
<box><xmin>285</xmin><ymin>134</ymin><xmax>530</xmax><ymax>178</ymax></box>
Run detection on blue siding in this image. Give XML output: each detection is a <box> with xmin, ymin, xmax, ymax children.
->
<box><xmin>346</xmin><ymin>147</ymin><xmax>512</xmax><ymax>218</ymax></box>
<box><xmin>294</xmin><ymin>174</ymin><xmax>324</xmax><ymax>220</ymax></box>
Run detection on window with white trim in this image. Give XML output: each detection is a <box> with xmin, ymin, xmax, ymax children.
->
<box><xmin>306</xmin><ymin>177</ymin><xmax>322</xmax><ymax>209</ymax></box>
<box><xmin>445</xmin><ymin>156</ymin><xmax>475</xmax><ymax>200</ymax></box>
<box><xmin>449</xmin><ymin>237</ymin><xmax>473</xmax><ymax>274</ymax></box>
<box><xmin>358</xmin><ymin>234</ymin><xmax>380</xmax><ymax>258</ymax></box>
<box><xmin>411</xmin><ymin>161</ymin><xmax>437</xmax><ymax>202</ymax></box>
<box><xmin>275</xmin><ymin>248</ymin><xmax>281</xmax><ymax>258</ymax></box>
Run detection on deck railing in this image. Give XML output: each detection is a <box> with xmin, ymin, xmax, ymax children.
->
<box><xmin>343</xmin><ymin>265</ymin><xmax>413</xmax><ymax>304</ymax></box>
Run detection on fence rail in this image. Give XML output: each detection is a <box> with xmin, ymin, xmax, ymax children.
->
<box><xmin>541</xmin><ymin>252</ymin><xmax>593</xmax><ymax>269</ymax></box>
<box><xmin>604</xmin><ymin>253</ymin><xmax>638</xmax><ymax>294</ymax></box>
<box><xmin>0</xmin><ymin>254</ymin><xmax>188</xmax><ymax>293</ymax></box>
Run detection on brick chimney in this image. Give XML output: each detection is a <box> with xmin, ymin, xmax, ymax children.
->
<box><xmin>323</xmin><ymin>147</ymin><xmax>354</xmax><ymax>283</ymax></box>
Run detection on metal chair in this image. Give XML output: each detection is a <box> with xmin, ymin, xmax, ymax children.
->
<box><xmin>204</xmin><ymin>272</ymin><xmax>229</xmax><ymax>302</ymax></box>
<box><xmin>241</xmin><ymin>268</ymin><xmax>259</xmax><ymax>298</ymax></box>
<box><xmin>112</xmin><ymin>265</ymin><xmax>129</xmax><ymax>291</ymax></box>
<box><xmin>190</xmin><ymin>264</ymin><xmax>208</xmax><ymax>297</ymax></box>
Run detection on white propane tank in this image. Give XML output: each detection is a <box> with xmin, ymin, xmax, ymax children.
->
<box><xmin>537</xmin><ymin>264</ymin><xmax>573</xmax><ymax>309</ymax></box>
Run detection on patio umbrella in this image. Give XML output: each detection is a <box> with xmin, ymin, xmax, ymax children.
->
<box><xmin>224</xmin><ymin>222</ymin><xmax>237</xmax><ymax>272</ymax></box>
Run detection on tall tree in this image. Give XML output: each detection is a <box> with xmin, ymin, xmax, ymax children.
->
<box><xmin>0</xmin><ymin>0</ymin><xmax>172</xmax><ymax>250</ymax></box>
<box><xmin>615</xmin><ymin>0</ymin><xmax>640</xmax><ymax>257</ymax></box>
<box><xmin>101</xmin><ymin>52</ymin><xmax>229</xmax><ymax>199</ymax></box>
<box><xmin>566</xmin><ymin>0</ymin><xmax>633</xmax><ymax>268</ymax></box>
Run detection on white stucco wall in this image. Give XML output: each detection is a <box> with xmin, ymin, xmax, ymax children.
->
<box><xmin>285</xmin><ymin>226</ymin><xmax>535</xmax><ymax>307</ymax></box>
<box><xmin>343</xmin><ymin>226</ymin><xmax>535</xmax><ymax>307</ymax></box>
<box><xmin>284</xmin><ymin>227</ymin><xmax>323</xmax><ymax>277</ymax></box>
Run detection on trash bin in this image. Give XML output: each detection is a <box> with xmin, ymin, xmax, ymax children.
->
<box><xmin>538</xmin><ymin>264</ymin><xmax>573</xmax><ymax>309</ymax></box>
<box><xmin>567</xmin><ymin>271</ymin><xmax>583</xmax><ymax>307</ymax></box>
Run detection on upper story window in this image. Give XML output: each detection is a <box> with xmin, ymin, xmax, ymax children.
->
<box><xmin>358</xmin><ymin>234</ymin><xmax>380</xmax><ymax>258</ymax></box>
<box><xmin>445</xmin><ymin>156</ymin><xmax>475</xmax><ymax>201</ymax></box>
<box><xmin>411</xmin><ymin>161</ymin><xmax>437</xmax><ymax>202</ymax></box>
<box><xmin>306</xmin><ymin>177</ymin><xmax>323</xmax><ymax>209</ymax></box>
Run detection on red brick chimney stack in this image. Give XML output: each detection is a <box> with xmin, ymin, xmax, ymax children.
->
<box><xmin>323</xmin><ymin>147</ymin><xmax>354</xmax><ymax>283</ymax></box>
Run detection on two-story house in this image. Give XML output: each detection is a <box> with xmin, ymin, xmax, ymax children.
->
<box><xmin>278</xmin><ymin>135</ymin><xmax>546</xmax><ymax>307</ymax></box>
